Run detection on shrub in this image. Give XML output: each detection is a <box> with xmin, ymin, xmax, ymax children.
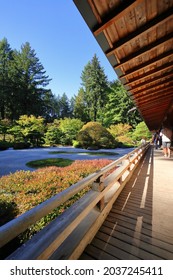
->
<box><xmin>77</xmin><ymin>122</ymin><xmax>118</xmax><ymax>149</ymax></box>
<box><xmin>108</xmin><ymin>123</ymin><xmax>133</xmax><ymax>146</ymax></box>
<box><xmin>72</xmin><ymin>140</ymin><xmax>81</xmax><ymax>148</ymax></box>
<box><xmin>0</xmin><ymin>199</ymin><xmax>18</xmax><ymax>226</ymax></box>
<box><xmin>45</xmin><ymin>126</ymin><xmax>63</xmax><ymax>145</ymax></box>
<box><xmin>77</xmin><ymin>130</ymin><xmax>93</xmax><ymax>148</ymax></box>
<box><xmin>13</xmin><ymin>142</ymin><xmax>30</xmax><ymax>149</ymax></box>
<box><xmin>0</xmin><ymin>159</ymin><xmax>113</xmax><ymax>246</ymax></box>
<box><xmin>132</xmin><ymin>121</ymin><xmax>152</xmax><ymax>144</ymax></box>
<box><xmin>59</xmin><ymin>118</ymin><xmax>84</xmax><ymax>145</ymax></box>
<box><xmin>0</xmin><ymin>141</ymin><xmax>10</xmax><ymax>150</ymax></box>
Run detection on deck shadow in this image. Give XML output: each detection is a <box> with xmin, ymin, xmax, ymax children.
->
<box><xmin>80</xmin><ymin>147</ymin><xmax>173</xmax><ymax>260</ymax></box>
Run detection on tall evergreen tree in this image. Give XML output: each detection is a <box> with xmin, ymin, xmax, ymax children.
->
<box><xmin>9</xmin><ymin>42</ymin><xmax>51</xmax><ymax>119</ymax></box>
<box><xmin>73</xmin><ymin>87</ymin><xmax>90</xmax><ymax>122</ymax></box>
<box><xmin>0</xmin><ymin>38</ymin><xmax>13</xmax><ymax>119</ymax></box>
<box><xmin>59</xmin><ymin>93</ymin><xmax>71</xmax><ymax>119</ymax></box>
<box><xmin>81</xmin><ymin>54</ymin><xmax>108</xmax><ymax>122</ymax></box>
<box><xmin>103</xmin><ymin>80</ymin><xmax>142</xmax><ymax>127</ymax></box>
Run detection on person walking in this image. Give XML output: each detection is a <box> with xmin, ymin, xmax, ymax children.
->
<box><xmin>160</xmin><ymin>127</ymin><xmax>172</xmax><ymax>158</ymax></box>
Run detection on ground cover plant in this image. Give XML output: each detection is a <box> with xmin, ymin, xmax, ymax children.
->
<box><xmin>26</xmin><ymin>158</ymin><xmax>74</xmax><ymax>168</ymax></box>
<box><xmin>0</xmin><ymin>159</ymin><xmax>113</xmax><ymax>256</ymax></box>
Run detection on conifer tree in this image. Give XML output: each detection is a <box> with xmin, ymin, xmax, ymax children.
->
<box><xmin>11</xmin><ymin>42</ymin><xmax>51</xmax><ymax>117</ymax></box>
<box><xmin>81</xmin><ymin>54</ymin><xmax>108</xmax><ymax>122</ymax></box>
<box><xmin>0</xmin><ymin>38</ymin><xmax>13</xmax><ymax>119</ymax></box>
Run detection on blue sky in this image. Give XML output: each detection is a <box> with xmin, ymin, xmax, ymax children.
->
<box><xmin>0</xmin><ymin>0</ymin><xmax>117</xmax><ymax>98</ymax></box>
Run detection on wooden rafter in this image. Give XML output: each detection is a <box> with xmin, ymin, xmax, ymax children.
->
<box><xmin>113</xmin><ymin>33</ymin><xmax>173</xmax><ymax>68</ymax></box>
<box><xmin>129</xmin><ymin>80</ymin><xmax>173</xmax><ymax>96</ymax></box>
<box><xmin>73</xmin><ymin>0</ymin><xmax>173</xmax><ymax>131</ymax></box>
<box><xmin>124</xmin><ymin>63</ymin><xmax>173</xmax><ymax>86</ymax></box>
<box><xmin>134</xmin><ymin>87</ymin><xmax>173</xmax><ymax>99</ymax></box>
<box><xmin>136</xmin><ymin>92</ymin><xmax>173</xmax><ymax>106</ymax></box>
<box><xmin>93</xmin><ymin>0</ymin><xmax>139</xmax><ymax>36</ymax></box>
<box><xmin>119</xmin><ymin>50</ymin><xmax>173</xmax><ymax>79</ymax></box>
<box><xmin>126</xmin><ymin>72</ymin><xmax>173</xmax><ymax>91</ymax></box>
<box><xmin>140</xmin><ymin>103</ymin><xmax>170</xmax><ymax>114</ymax></box>
<box><xmin>106</xmin><ymin>10</ymin><xmax>173</xmax><ymax>55</ymax></box>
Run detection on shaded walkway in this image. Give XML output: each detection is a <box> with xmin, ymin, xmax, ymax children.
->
<box><xmin>80</xmin><ymin>146</ymin><xmax>173</xmax><ymax>260</ymax></box>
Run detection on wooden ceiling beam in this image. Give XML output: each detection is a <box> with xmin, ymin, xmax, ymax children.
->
<box><xmin>106</xmin><ymin>10</ymin><xmax>173</xmax><ymax>56</ymax></box>
<box><xmin>124</xmin><ymin>63</ymin><xmax>173</xmax><ymax>86</ymax></box>
<box><xmin>139</xmin><ymin>107</ymin><xmax>164</xmax><ymax>115</ymax></box>
<box><xmin>140</xmin><ymin>109</ymin><xmax>171</xmax><ymax>118</ymax></box>
<box><xmin>129</xmin><ymin>78</ymin><xmax>173</xmax><ymax>95</ymax></box>
<box><xmin>142</xmin><ymin>113</ymin><xmax>165</xmax><ymax>119</ymax></box>
<box><xmin>142</xmin><ymin>100</ymin><xmax>171</xmax><ymax>107</ymax></box>
<box><xmin>113</xmin><ymin>32</ymin><xmax>173</xmax><ymax>68</ymax></box>
<box><xmin>135</xmin><ymin>92</ymin><xmax>173</xmax><ymax>108</ymax></box>
<box><xmin>119</xmin><ymin>50</ymin><xmax>173</xmax><ymax>79</ymax></box>
<box><xmin>131</xmin><ymin>86</ymin><xmax>173</xmax><ymax>101</ymax></box>
<box><xmin>93</xmin><ymin>0</ymin><xmax>139</xmax><ymax>36</ymax></box>
<box><xmin>126</xmin><ymin>72</ymin><xmax>173</xmax><ymax>91</ymax></box>
<box><xmin>133</xmin><ymin>88</ymin><xmax>173</xmax><ymax>101</ymax></box>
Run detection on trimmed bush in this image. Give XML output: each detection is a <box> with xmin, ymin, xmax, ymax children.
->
<box><xmin>77</xmin><ymin>130</ymin><xmax>93</xmax><ymax>149</ymax></box>
<box><xmin>77</xmin><ymin>122</ymin><xmax>118</xmax><ymax>149</ymax></box>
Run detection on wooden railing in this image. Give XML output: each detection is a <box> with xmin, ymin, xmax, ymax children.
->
<box><xmin>0</xmin><ymin>143</ymin><xmax>150</xmax><ymax>260</ymax></box>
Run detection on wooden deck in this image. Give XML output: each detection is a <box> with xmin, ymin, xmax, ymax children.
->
<box><xmin>80</xmin><ymin>146</ymin><xmax>173</xmax><ymax>260</ymax></box>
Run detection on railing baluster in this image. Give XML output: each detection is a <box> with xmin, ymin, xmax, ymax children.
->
<box><xmin>92</xmin><ymin>175</ymin><xmax>105</xmax><ymax>211</ymax></box>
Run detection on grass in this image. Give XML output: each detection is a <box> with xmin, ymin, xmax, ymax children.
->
<box><xmin>26</xmin><ymin>158</ymin><xmax>74</xmax><ymax>168</ymax></box>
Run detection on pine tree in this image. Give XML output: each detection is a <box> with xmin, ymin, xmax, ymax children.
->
<box><xmin>10</xmin><ymin>42</ymin><xmax>51</xmax><ymax>118</ymax></box>
<box><xmin>73</xmin><ymin>87</ymin><xmax>90</xmax><ymax>122</ymax></box>
<box><xmin>0</xmin><ymin>38</ymin><xmax>13</xmax><ymax>119</ymax></box>
<box><xmin>59</xmin><ymin>93</ymin><xmax>71</xmax><ymax>119</ymax></box>
<box><xmin>81</xmin><ymin>54</ymin><xmax>108</xmax><ymax>122</ymax></box>
<box><xmin>103</xmin><ymin>80</ymin><xmax>142</xmax><ymax>127</ymax></box>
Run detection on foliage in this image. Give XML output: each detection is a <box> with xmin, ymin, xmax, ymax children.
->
<box><xmin>0</xmin><ymin>141</ymin><xmax>11</xmax><ymax>150</ymax></box>
<box><xmin>0</xmin><ymin>38</ymin><xmax>52</xmax><ymax>120</ymax></box>
<box><xmin>81</xmin><ymin>54</ymin><xmax>109</xmax><ymax>122</ymax></box>
<box><xmin>9</xmin><ymin>115</ymin><xmax>45</xmax><ymax>146</ymax></box>
<box><xmin>45</xmin><ymin>118</ymin><xmax>83</xmax><ymax>146</ymax></box>
<box><xmin>13</xmin><ymin>142</ymin><xmax>30</xmax><ymax>149</ymax></box>
<box><xmin>108</xmin><ymin>123</ymin><xmax>133</xmax><ymax>145</ymax></box>
<box><xmin>0</xmin><ymin>38</ymin><xmax>13</xmax><ymax>120</ymax></box>
<box><xmin>0</xmin><ymin>199</ymin><xmax>18</xmax><ymax>226</ymax></box>
<box><xmin>77</xmin><ymin>121</ymin><xmax>118</xmax><ymax>149</ymax></box>
<box><xmin>103</xmin><ymin>80</ymin><xmax>142</xmax><ymax>127</ymax></box>
<box><xmin>0</xmin><ymin>159</ymin><xmax>113</xmax><ymax>243</ymax></box>
<box><xmin>73</xmin><ymin>88</ymin><xmax>90</xmax><ymax>122</ymax></box>
<box><xmin>59</xmin><ymin>93</ymin><xmax>72</xmax><ymax>119</ymax></box>
<box><xmin>132</xmin><ymin>121</ymin><xmax>152</xmax><ymax>143</ymax></box>
<box><xmin>72</xmin><ymin>140</ymin><xmax>81</xmax><ymax>148</ymax></box>
<box><xmin>44</xmin><ymin>121</ymin><xmax>63</xmax><ymax>145</ymax></box>
<box><xmin>58</xmin><ymin>118</ymin><xmax>84</xmax><ymax>145</ymax></box>
<box><xmin>0</xmin><ymin>119</ymin><xmax>11</xmax><ymax>141</ymax></box>
<box><xmin>26</xmin><ymin>158</ymin><xmax>73</xmax><ymax>168</ymax></box>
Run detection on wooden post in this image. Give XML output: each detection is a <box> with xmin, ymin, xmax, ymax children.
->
<box><xmin>92</xmin><ymin>175</ymin><xmax>105</xmax><ymax>211</ymax></box>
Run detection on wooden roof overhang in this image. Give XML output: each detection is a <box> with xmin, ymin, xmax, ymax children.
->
<box><xmin>73</xmin><ymin>0</ymin><xmax>173</xmax><ymax>131</ymax></box>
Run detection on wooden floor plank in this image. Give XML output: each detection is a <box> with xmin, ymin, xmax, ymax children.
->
<box><xmin>96</xmin><ymin>231</ymin><xmax>163</xmax><ymax>260</ymax></box>
<box><xmin>87</xmin><ymin>237</ymin><xmax>140</xmax><ymax>260</ymax></box>
<box><xmin>105</xmin><ymin>215</ymin><xmax>173</xmax><ymax>244</ymax></box>
<box><xmin>103</xmin><ymin>220</ymin><xmax>173</xmax><ymax>252</ymax></box>
<box><xmin>80</xmin><ymin>244</ymin><xmax>118</xmax><ymax>260</ymax></box>
<box><xmin>99</xmin><ymin>225</ymin><xmax>173</xmax><ymax>259</ymax></box>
